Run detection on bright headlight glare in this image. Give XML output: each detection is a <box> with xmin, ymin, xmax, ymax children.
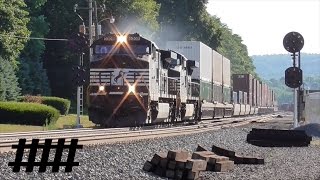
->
<box><xmin>117</xmin><ymin>35</ymin><xmax>127</xmax><ymax>43</ymax></box>
<box><xmin>99</xmin><ymin>85</ymin><xmax>105</xmax><ymax>91</ymax></box>
<box><xmin>128</xmin><ymin>85</ymin><xmax>135</xmax><ymax>93</ymax></box>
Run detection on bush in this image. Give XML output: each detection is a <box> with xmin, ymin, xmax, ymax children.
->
<box><xmin>41</xmin><ymin>97</ymin><xmax>71</xmax><ymax>115</ymax></box>
<box><xmin>0</xmin><ymin>102</ymin><xmax>60</xmax><ymax>126</ymax></box>
<box><xmin>19</xmin><ymin>95</ymin><xmax>42</xmax><ymax>103</ymax></box>
<box><xmin>19</xmin><ymin>95</ymin><xmax>71</xmax><ymax>115</ymax></box>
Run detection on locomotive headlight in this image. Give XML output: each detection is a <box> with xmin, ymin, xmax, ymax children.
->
<box><xmin>98</xmin><ymin>85</ymin><xmax>105</xmax><ymax>92</ymax></box>
<box><xmin>128</xmin><ymin>84</ymin><xmax>135</xmax><ymax>93</ymax></box>
<box><xmin>117</xmin><ymin>35</ymin><xmax>127</xmax><ymax>44</ymax></box>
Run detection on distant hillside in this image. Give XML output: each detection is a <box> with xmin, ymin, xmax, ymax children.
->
<box><xmin>252</xmin><ymin>53</ymin><xmax>320</xmax><ymax>80</ymax></box>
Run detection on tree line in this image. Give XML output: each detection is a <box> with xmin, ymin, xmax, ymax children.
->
<box><xmin>0</xmin><ymin>0</ymin><xmax>257</xmax><ymax>101</ymax></box>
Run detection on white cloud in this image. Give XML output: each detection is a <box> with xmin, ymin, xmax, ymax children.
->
<box><xmin>206</xmin><ymin>0</ymin><xmax>320</xmax><ymax>55</ymax></box>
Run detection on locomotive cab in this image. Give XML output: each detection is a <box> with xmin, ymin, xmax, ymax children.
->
<box><xmin>88</xmin><ymin>33</ymin><xmax>154</xmax><ymax>127</ymax></box>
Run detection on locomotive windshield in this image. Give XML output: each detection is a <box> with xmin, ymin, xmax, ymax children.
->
<box><xmin>94</xmin><ymin>45</ymin><xmax>150</xmax><ymax>55</ymax></box>
<box><xmin>90</xmin><ymin>55</ymin><xmax>149</xmax><ymax>69</ymax></box>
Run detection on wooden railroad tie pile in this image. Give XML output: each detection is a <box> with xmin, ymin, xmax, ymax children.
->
<box><xmin>143</xmin><ymin>145</ymin><xmax>264</xmax><ymax>180</ymax></box>
<box><xmin>247</xmin><ymin>128</ymin><xmax>312</xmax><ymax>147</ymax></box>
<box><xmin>210</xmin><ymin>144</ymin><xmax>264</xmax><ymax>165</ymax></box>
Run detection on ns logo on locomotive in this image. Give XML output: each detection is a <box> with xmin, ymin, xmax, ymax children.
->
<box><xmin>87</xmin><ymin>33</ymin><xmax>277</xmax><ymax>128</ymax></box>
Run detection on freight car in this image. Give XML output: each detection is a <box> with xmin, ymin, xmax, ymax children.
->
<box><xmin>87</xmin><ymin>33</ymin><xmax>277</xmax><ymax>127</ymax></box>
<box><xmin>232</xmin><ymin>74</ymin><xmax>277</xmax><ymax>115</ymax></box>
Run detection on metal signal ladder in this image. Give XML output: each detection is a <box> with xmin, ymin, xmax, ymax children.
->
<box><xmin>79</xmin><ymin>53</ymin><xmax>84</xmax><ymax>115</ymax></box>
<box><xmin>79</xmin><ymin>85</ymin><xmax>84</xmax><ymax>115</ymax></box>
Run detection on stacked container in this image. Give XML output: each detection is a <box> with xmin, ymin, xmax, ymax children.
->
<box><xmin>232</xmin><ymin>91</ymin><xmax>238</xmax><ymax>103</ymax></box>
<box><xmin>237</xmin><ymin>91</ymin><xmax>243</xmax><ymax>104</ymax></box>
<box><xmin>243</xmin><ymin>92</ymin><xmax>248</xmax><ymax>104</ymax></box>
<box><xmin>166</xmin><ymin>41</ymin><xmax>213</xmax><ymax>102</ymax></box>
<box><xmin>261</xmin><ymin>83</ymin><xmax>267</xmax><ymax>107</ymax></box>
<box><xmin>252</xmin><ymin>78</ymin><xmax>257</xmax><ymax>107</ymax></box>
<box><xmin>222</xmin><ymin>56</ymin><xmax>231</xmax><ymax>103</ymax></box>
<box><xmin>257</xmin><ymin>81</ymin><xmax>261</xmax><ymax>106</ymax></box>
<box><xmin>212</xmin><ymin>50</ymin><xmax>223</xmax><ymax>103</ymax></box>
<box><xmin>232</xmin><ymin>74</ymin><xmax>253</xmax><ymax>105</ymax></box>
<box><xmin>260</xmin><ymin>83</ymin><xmax>264</xmax><ymax>107</ymax></box>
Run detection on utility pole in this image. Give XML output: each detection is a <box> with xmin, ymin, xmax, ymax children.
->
<box><xmin>73</xmin><ymin>0</ymin><xmax>93</xmax><ymax>128</ymax></box>
<box><xmin>292</xmin><ymin>53</ymin><xmax>298</xmax><ymax>128</ymax></box>
<box><xmin>88</xmin><ymin>0</ymin><xmax>93</xmax><ymax>62</ymax></box>
<box><xmin>73</xmin><ymin>1</ymin><xmax>113</xmax><ymax>128</ymax></box>
<box><xmin>94</xmin><ymin>1</ymin><xmax>99</xmax><ymax>41</ymax></box>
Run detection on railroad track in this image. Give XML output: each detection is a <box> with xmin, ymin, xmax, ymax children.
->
<box><xmin>0</xmin><ymin>114</ymin><xmax>279</xmax><ymax>153</ymax></box>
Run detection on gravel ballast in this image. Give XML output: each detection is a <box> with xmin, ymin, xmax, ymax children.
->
<box><xmin>1</xmin><ymin>118</ymin><xmax>320</xmax><ymax>180</ymax></box>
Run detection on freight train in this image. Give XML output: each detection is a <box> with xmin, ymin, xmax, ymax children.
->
<box><xmin>87</xmin><ymin>33</ymin><xmax>277</xmax><ymax>127</ymax></box>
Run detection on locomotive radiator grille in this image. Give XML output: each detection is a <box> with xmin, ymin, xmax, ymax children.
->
<box><xmin>89</xmin><ymin>68</ymin><xmax>149</xmax><ymax>95</ymax></box>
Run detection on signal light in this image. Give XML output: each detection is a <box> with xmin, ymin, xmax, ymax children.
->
<box><xmin>285</xmin><ymin>67</ymin><xmax>302</xmax><ymax>88</ymax></box>
<box><xmin>72</xmin><ymin>65</ymin><xmax>87</xmax><ymax>86</ymax></box>
<box><xmin>68</xmin><ymin>32</ymin><xmax>89</xmax><ymax>53</ymax></box>
<box><xmin>283</xmin><ymin>32</ymin><xmax>304</xmax><ymax>53</ymax></box>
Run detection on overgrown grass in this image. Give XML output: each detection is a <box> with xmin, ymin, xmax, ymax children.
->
<box><xmin>0</xmin><ymin>114</ymin><xmax>95</xmax><ymax>133</ymax></box>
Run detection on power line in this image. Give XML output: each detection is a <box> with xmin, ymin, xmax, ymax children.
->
<box><xmin>0</xmin><ymin>34</ymin><xmax>69</xmax><ymax>41</ymax></box>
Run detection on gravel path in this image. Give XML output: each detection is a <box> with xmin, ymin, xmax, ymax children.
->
<box><xmin>1</xmin><ymin>116</ymin><xmax>319</xmax><ymax>180</ymax></box>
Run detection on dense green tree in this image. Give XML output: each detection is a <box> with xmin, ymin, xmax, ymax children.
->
<box><xmin>0</xmin><ymin>0</ymin><xmax>30</xmax><ymax>63</ymax></box>
<box><xmin>0</xmin><ymin>0</ymin><xmax>30</xmax><ymax>100</ymax></box>
<box><xmin>215</xmin><ymin>17</ymin><xmax>256</xmax><ymax>77</ymax></box>
<box><xmin>18</xmin><ymin>0</ymin><xmax>51</xmax><ymax>96</ymax></box>
<box><xmin>156</xmin><ymin>0</ymin><xmax>220</xmax><ymax>49</ymax></box>
<box><xmin>0</xmin><ymin>57</ymin><xmax>21</xmax><ymax>101</ymax></box>
<box><xmin>41</xmin><ymin>0</ymin><xmax>83</xmax><ymax>98</ymax></box>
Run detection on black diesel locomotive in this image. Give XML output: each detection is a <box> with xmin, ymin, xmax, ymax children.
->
<box><xmin>87</xmin><ymin>33</ymin><xmax>277</xmax><ymax>127</ymax></box>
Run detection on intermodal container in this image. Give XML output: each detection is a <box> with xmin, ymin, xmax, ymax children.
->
<box><xmin>222</xmin><ymin>56</ymin><xmax>231</xmax><ymax>87</ymax></box>
<box><xmin>257</xmin><ymin>81</ymin><xmax>261</xmax><ymax>106</ymax></box>
<box><xmin>268</xmin><ymin>88</ymin><xmax>272</xmax><ymax>106</ymax></box>
<box><xmin>166</xmin><ymin>41</ymin><xmax>212</xmax><ymax>82</ymax></box>
<box><xmin>212</xmin><ymin>50</ymin><xmax>223</xmax><ymax>85</ymax></box>
<box><xmin>232</xmin><ymin>91</ymin><xmax>238</xmax><ymax>103</ymax></box>
<box><xmin>237</xmin><ymin>91</ymin><xmax>243</xmax><ymax>104</ymax></box>
<box><xmin>166</xmin><ymin>41</ymin><xmax>213</xmax><ymax>102</ymax></box>
<box><xmin>223</xmin><ymin>86</ymin><xmax>231</xmax><ymax>103</ymax></box>
<box><xmin>213</xmin><ymin>84</ymin><xmax>223</xmax><ymax>103</ymax></box>
<box><xmin>252</xmin><ymin>78</ymin><xmax>257</xmax><ymax>106</ymax></box>
<box><xmin>243</xmin><ymin>92</ymin><xmax>248</xmax><ymax>104</ymax></box>
<box><xmin>261</xmin><ymin>83</ymin><xmax>267</xmax><ymax>107</ymax></box>
<box><xmin>232</xmin><ymin>74</ymin><xmax>253</xmax><ymax>105</ymax></box>
<box><xmin>261</xmin><ymin>83</ymin><xmax>264</xmax><ymax>106</ymax></box>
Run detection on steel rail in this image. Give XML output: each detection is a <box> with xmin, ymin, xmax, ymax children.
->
<box><xmin>0</xmin><ymin>114</ymin><xmax>276</xmax><ymax>153</ymax></box>
<box><xmin>0</xmin><ymin>115</ymin><xmax>271</xmax><ymax>142</ymax></box>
